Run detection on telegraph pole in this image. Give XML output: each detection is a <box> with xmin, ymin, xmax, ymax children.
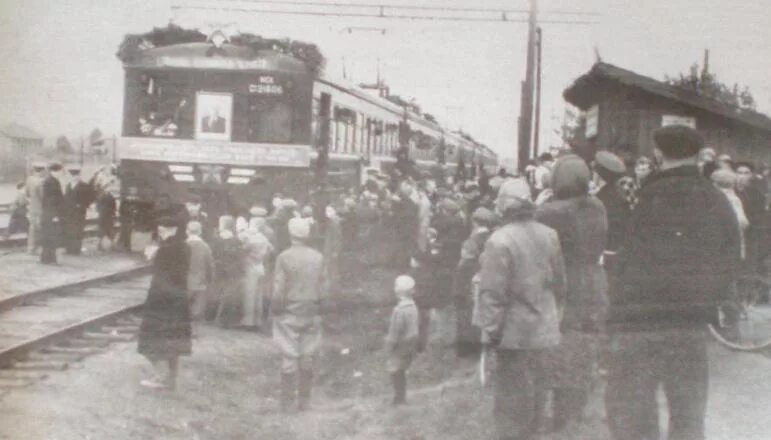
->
<box><xmin>533</xmin><ymin>26</ymin><xmax>542</xmax><ymax>159</ymax></box>
<box><xmin>517</xmin><ymin>0</ymin><xmax>537</xmax><ymax>171</ymax></box>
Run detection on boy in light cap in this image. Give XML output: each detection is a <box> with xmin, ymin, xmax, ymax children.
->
<box><xmin>385</xmin><ymin>274</ymin><xmax>420</xmax><ymax>405</ymax></box>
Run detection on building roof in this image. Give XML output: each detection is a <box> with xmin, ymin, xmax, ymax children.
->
<box><xmin>0</xmin><ymin>122</ymin><xmax>43</xmax><ymax>140</ymax></box>
<box><xmin>564</xmin><ymin>62</ymin><xmax>771</xmax><ymax>133</ymax></box>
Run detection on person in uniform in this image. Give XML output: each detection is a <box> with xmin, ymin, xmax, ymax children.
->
<box><xmin>40</xmin><ymin>163</ymin><xmax>65</xmax><ymax>264</ymax></box>
<box><xmin>605</xmin><ymin>125</ymin><xmax>740</xmax><ymax>440</ymax></box>
<box><xmin>271</xmin><ymin>218</ymin><xmax>327</xmax><ymax>411</ymax></box>
<box><xmin>476</xmin><ymin>178</ymin><xmax>566</xmax><ymax>440</ymax></box>
<box><xmin>535</xmin><ymin>154</ymin><xmax>609</xmax><ymax>432</ymax></box>
<box><xmin>62</xmin><ymin>166</ymin><xmax>93</xmax><ymax>255</ymax></box>
<box><xmin>25</xmin><ymin>162</ymin><xmax>46</xmax><ymax>255</ymax></box>
<box><xmin>137</xmin><ymin>216</ymin><xmax>191</xmax><ymax>390</ymax></box>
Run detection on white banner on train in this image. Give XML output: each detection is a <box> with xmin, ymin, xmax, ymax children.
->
<box><xmin>119</xmin><ymin>137</ymin><xmax>311</xmax><ymax>168</ymax></box>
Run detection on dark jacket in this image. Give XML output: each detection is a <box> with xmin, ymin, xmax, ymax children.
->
<box><xmin>392</xmin><ymin>195</ymin><xmax>420</xmax><ymax>257</ymax></box>
<box><xmin>138</xmin><ymin>235</ymin><xmax>192</xmax><ymax>356</ymax></box>
<box><xmin>41</xmin><ymin>175</ymin><xmax>64</xmax><ymax>246</ymax></box>
<box><xmin>610</xmin><ymin>165</ymin><xmax>740</xmax><ymax>328</ymax></box>
<box><xmin>595</xmin><ymin>182</ymin><xmax>630</xmax><ymax>253</ymax></box>
<box><xmin>537</xmin><ymin>195</ymin><xmax>608</xmax><ymax>332</ymax></box>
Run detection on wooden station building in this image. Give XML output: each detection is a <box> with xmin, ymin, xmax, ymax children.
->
<box><xmin>563</xmin><ymin>62</ymin><xmax>771</xmax><ymax>166</ymax></box>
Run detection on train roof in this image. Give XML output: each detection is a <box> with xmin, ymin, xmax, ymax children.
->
<box><xmin>121</xmin><ymin>42</ymin><xmax>309</xmax><ymax>74</ymax></box>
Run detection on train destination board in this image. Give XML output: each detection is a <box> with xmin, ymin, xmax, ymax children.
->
<box><xmin>119</xmin><ymin>137</ymin><xmax>311</xmax><ymax>168</ymax></box>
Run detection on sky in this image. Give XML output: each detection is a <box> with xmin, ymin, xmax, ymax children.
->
<box><xmin>0</xmin><ymin>0</ymin><xmax>769</xmax><ymax>164</ymax></box>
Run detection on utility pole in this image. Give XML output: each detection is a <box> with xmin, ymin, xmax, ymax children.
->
<box><xmin>533</xmin><ymin>26</ymin><xmax>542</xmax><ymax>159</ymax></box>
<box><xmin>517</xmin><ymin>0</ymin><xmax>537</xmax><ymax>172</ymax></box>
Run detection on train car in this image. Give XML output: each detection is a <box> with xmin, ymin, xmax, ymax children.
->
<box><xmin>115</xmin><ymin>26</ymin><xmax>497</xmax><ymax>225</ymax></box>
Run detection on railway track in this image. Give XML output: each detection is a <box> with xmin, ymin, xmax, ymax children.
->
<box><xmin>0</xmin><ymin>270</ymin><xmax>150</xmax><ymax>390</ymax></box>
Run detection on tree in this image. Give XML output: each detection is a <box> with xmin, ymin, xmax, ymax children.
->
<box><xmin>665</xmin><ymin>60</ymin><xmax>756</xmax><ymax>111</ymax></box>
<box><xmin>55</xmin><ymin>136</ymin><xmax>73</xmax><ymax>154</ymax></box>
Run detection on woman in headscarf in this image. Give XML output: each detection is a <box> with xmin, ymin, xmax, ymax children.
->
<box><xmin>240</xmin><ymin>217</ymin><xmax>274</xmax><ymax>329</ymax></box>
<box><xmin>536</xmin><ymin>154</ymin><xmax>609</xmax><ymax>432</ymax></box>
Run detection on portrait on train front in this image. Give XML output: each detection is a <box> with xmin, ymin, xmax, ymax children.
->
<box><xmin>195</xmin><ymin>91</ymin><xmax>233</xmax><ymax>141</ymax></box>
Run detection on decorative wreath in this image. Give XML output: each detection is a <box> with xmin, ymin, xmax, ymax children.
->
<box><xmin>116</xmin><ymin>24</ymin><xmax>325</xmax><ymax>73</ymax></box>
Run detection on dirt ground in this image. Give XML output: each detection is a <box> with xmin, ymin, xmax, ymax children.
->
<box><xmin>1</xmin><ymin>267</ymin><xmax>770</xmax><ymax>440</ymax></box>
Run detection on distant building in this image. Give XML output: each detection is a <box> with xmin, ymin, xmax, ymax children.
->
<box><xmin>563</xmin><ymin>62</ymin><xmax>771</xmax><ymax>166</ymax></box>
<box><xmin>0</xmin><ymin>123</ymin><xmax>44</xmax><ymax>181</ymax></box>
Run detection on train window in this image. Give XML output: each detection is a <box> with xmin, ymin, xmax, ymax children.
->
<box><xmin>334</xmin><ymin>119</ymin><xmax>341</xmax><ymax>152</ymax></box>
<box><xmin>247</xmin><ymin>95</ymin><xmax>293</xmax><ymax>143</ymax></box>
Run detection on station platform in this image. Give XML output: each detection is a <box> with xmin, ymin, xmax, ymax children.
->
<box><xmin>0</xmin><ymin>239</ymin><xmax>147</xmax><ymax>304</ymax></box>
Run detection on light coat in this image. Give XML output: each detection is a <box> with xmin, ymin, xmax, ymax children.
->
<box><xmin>476</xmin><ymin>217</ymin><xmax>566</xmax><ymax>350</ymax></box>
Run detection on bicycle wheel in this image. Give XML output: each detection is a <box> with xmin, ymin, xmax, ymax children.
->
<box><xmin>709</xmin><ymin>276</ymin><xmax>771</xmax><ymax>351</ymax></box>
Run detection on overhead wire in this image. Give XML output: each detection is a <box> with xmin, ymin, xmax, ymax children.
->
<box><xmin>227</xmin><ymin>0</ymin><xmax>600</xmax><ymax>16</ymax></box>
<box><xmin>171</xmin><ymin>5</ymin><xmax>598</xmax><ymax>25</ymax></box>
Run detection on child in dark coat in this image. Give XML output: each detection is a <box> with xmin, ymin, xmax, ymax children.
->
<box><xmin>385</xmin><ymin>275</ymin><xmax>420</xmax><ymax>405</ymax></box>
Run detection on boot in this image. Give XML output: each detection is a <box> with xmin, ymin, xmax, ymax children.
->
<box><xmin>391</xmin><ymin>370</ymin><xmax>407</xmax><ymax>405</ymax></box>
<box><xmin>280</xmin><ymin>373</ymin><xmax>296</xmax><ymax>412</ymax></box>
<box><xmin>297</xmin><ymin>370</ymin><xmax>313</xmax><ymax>411</ymax></box>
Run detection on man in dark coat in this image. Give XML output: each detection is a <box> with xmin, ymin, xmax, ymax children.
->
<box><xmin>735</xmin><ymin>162</ymin><xmax>767</xmax><ymax>273</ymax></box>
<box><xmin>536</xmin><ymin>154</ymin><xmax>608</xmax><ymax>432</ymax></box>
<box><xmin>593</xmin><ymin>151</ymin><xmax>629</xmax><ymax>260</ymax></box>
<box><xmin>62</xmin><ymin>166</ymin><xmax>93</xmax><ymax>255</ymax></box>
<box><xmin>392</xmin><ymin>181</ymin><xmax>420</xmax><ymax>270</ymax></box>
<box><xmin>137</xmin><ymin>216</ymin><xmax>191</xmax><ymax>390</ymax></box>
<box><xmin>40</xmin><ymin>163</ymin><xmax>65</xmax><ymax>264</ymax></box>
<box><xmin>605</xmin><ymin>125</ymin><xmax>740</xmax><ymax>440</ymax></box>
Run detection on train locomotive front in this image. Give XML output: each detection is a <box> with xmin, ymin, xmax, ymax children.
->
<box><xmin>118</xmin><ymin>37</ymin><xmax>320</xmax><ymax>226</ymax></box>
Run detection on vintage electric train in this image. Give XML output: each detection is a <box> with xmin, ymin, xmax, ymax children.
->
<box><xmin>116</xmin><ymin>27</ymin><xmax>498</xmax><ymax>221</ymax></box>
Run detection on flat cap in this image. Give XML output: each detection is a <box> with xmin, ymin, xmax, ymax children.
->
<box><xmin>471</xmin><ymin>207</ymin><xmax>497</xmax><ymax>226</ymax></box>
<box><xmin>653</xmin><ymin>125</ymin><xmax>704</xmax><ymax>159</ymax></box>
<box><xmin>394</xmin><ymin>275</ymin><xmax>415</xmax><ymax>294</ymax></box>
<box><xmin>249</xmin><ymin>206</ymin><xmax>268</xmax><ymax>217</ymax></box>
<box><xmin>48</xmin><ymin>163</ymin><xmax>63</xmax><ymax>172</ymax></box>
<box><xmin>594</xmin><ymin>151</ymin><xmax>626</xmax><ymax>175</ymax></box>
<box><xmin>288</xmin><ymin>217</ymin><xmax>310</xmax><ymax>239</ymax></box>
<box><xmin>438</xmin><ymin>198</ymin><xmax>461</xmax><ymax>214</ymax></box>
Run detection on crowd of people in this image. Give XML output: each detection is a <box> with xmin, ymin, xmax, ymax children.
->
<box><xmin>10</xmin><ymin>125</ymin><xmax>769</xmax><ymax>439</ymax></box>
<box><xmin>135</xmin><ymin>124</ymin><xmax>770</xmax><ymax>440</ymax></box>
<box><xmin>5</xmin><ymin>162</ymin><xmax>119</xmax><ymax>262</ymax></box>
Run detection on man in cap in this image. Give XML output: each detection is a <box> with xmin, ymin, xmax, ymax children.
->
<box><xmin>605</xmin><ymin>125</ymin><xmax>739</xmax><ymax>440</ymax></box>
<box><xmin>40</xmin><ymin>163</ymin><xmax>65</xmax><ymax>264</ymax></box>
<box><xmin>25</xmin><ymin>162</ymin><xmax>46</xmax><ymax>254</ymax></box>
<box><xmin>271</xmin><ymin>217</ymin><xmax>328</xmax><ymax>411</ymax></box>
<box><xmin>476</xmin><ymin>178</ymin><xmax>566</xmax><ymax>440</ymax></box>
<box><xmin>62</xmin><ymin>165</ymin><xmax>94</xmax><ymax>255</ymax></box>
<box><xmin>593</xmin><ymin>150</ymin><xmax>630</xmax><ymax>261</ymax></box>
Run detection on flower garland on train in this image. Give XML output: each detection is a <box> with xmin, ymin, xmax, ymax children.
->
<box><xmin>115</xmin><ymin>24</ymin><xmax>326</xmax><ymax>73</ymax></box>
